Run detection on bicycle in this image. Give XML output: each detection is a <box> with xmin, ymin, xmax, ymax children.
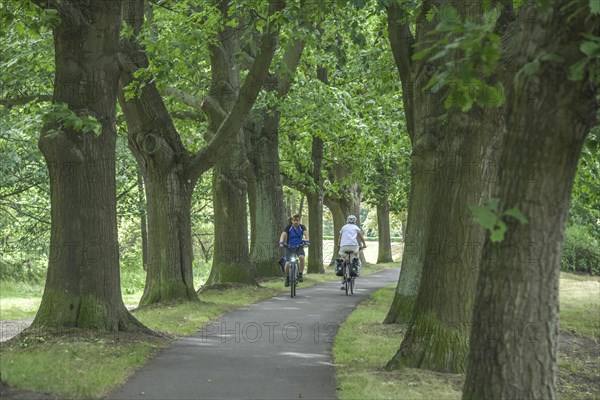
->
<box><xmin>280</xmin><ymin>242</ymin><xmax>308</xmax><ymax>298</ymax></box>
<box><xmin>340</xmin><ymin>247</ymin><xmax>364</xmax><ymax>296</ymax></box>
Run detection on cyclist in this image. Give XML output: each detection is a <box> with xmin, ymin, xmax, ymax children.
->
<box><xmin>278</xmin><ymin>214</ymin><xmax>309</xmax><ymax>287</ymax></box>
<box><xmin>338</xmin><ymin>214</ymin><xmax>367</xmax><ymax>289</ymax></box>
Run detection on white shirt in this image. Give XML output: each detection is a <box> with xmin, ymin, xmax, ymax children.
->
<box><xmin>339</xmin><ymin>223</ymin><xmax>362</xmax><ymax>246</ymax></box>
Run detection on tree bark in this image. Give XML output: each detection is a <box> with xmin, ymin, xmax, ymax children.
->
<box><xmin>383</xmin><ymin>1</ymin><xmax>441</xmax><ymax>324</ymax></box>
<box><xmin>463</xmin><ymin>2</ymin><xmax>598</xmax><ymax>397</ymax></box>
<box><xmin>118</xmin><ymin>0</ymin><xmax>284</xmax><ymax>296</ymax></box>
<box><xmin>136</xmin><ymin>167</ymin><xmax>148</xmax><ymax>271</ymax></box>
<box><xmin>376</xmin><ymin>197</ymin><xmax>394</xmax><ymax>263</ymax></box>
<box><xmin>118</xmin><ymin>0</ymin><xmax>198</xmax><ymax>305</ymax></box>
<box><xmin>307</xmin><ymin>191</ymin><xmax>324</xmax><ymax>273</ymax></box>
<box><xmin>247</xmin><ymin>38</ymin><xmax>305</xmax><ymax>278</ymax></box>
<box><xmin>32</xmin><ymin>0</ymin><xmax>145</xmax><ymax>331</ymax></box>
<box><xmin>383</xmin><ymin>151</ymin><xmax>432</xmax><ymax>323</ymax></box>
<box><xmin>387</xmin><ymin>108</ymin><xmax>501</xmax><ymax>372</ymax></box>
<box><xmin>205</xmin><ymin>6</ymin><xmax>252</xmax><ymax>286</ymax></box>
<box><xmin>307</xmin><ymin>135</ymin><xmax>325</xmax><ymax>274</ymax></box>
<box><xmin>385</xmin><ymin>2</ymin><xmax>504</xmax><ymax>373</ymax></box>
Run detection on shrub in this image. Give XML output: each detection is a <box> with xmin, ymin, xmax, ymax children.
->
<box><xmin>561</xmin><ymin>224</ymin><xmax>600</xmax><ymax>275</ymax></box>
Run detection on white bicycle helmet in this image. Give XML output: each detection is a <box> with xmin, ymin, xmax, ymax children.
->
<box><xmin>346</xmin><ymin>215</ymin><xmax>357</xmax><ymax>224</ymax></box>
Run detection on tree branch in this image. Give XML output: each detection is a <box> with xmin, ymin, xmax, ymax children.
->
<box><xmin>0</xmin><ymin>95</ymin><xmax>52</xmax><ymax>107</ymax></box>
<box><xmin>162</xmin><ymin>86</ymin><xmax>203</xmax><ymax>109</ymax></box>
<box><xmin>386</xmin><ymin>3</ymin><xmax>416</xmax><ymax>142</ymax></box>
<box><xmin>187</xmin><ymin>0</ymin><xmax>286</xmax><ymax>181</ymax></box>
<box><xmin>278</xmin><ymin>38</ymin><xmax>306</xmax><ymax>97</ymax></box>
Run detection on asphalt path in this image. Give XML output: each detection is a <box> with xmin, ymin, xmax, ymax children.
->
<box><xmin>108</xmin><ymin>268</ymin><xmax>400</xmax><ymax>400</ymax></box>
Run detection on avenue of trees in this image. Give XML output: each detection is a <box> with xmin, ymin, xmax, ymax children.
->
<box><xmin>1</xmin><ymin>0</ymin><xmax>598</xmax><ymax>399</ymax></box>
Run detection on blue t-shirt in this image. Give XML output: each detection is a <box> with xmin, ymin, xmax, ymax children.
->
<box><xmin>284</xmin><ymin>224</ymin><xmax>305</xmax><ymax>246</ymax></box>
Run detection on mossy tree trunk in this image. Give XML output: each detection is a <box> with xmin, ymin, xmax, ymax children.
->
<box><xmin>118</xmin><ymin>0</ymin><xmax>284</xmax><ymax>298</ymax></box>
<box><xmin>376</xmin><ymin>197</ymin><xmax>394</xmax><ymax>263</ymax></box>
<box><xmin>386</xmin><ymin>111</ymin><xmax>500</xmax><ymax>372</ymax></box>
<box><xmin>307</xmin><ymin>133</ymin><xmax>325</xmax><ymax>274</ymax></box>
<box><xmin>247</xmin><ymin>38</ymin><xmax>305</xmax><ymax>278</ymax></box>
<box><xmin>463</xmin><ymin>2</ymin><xmax>598</xmax><ymax>398</ymax></box>
<box><xmin>383</xmin><ymin>2</ymin><xmax>441</xmax><ymax>324</ymax></box>
<box><xmin>32</xmin><ymin>0</ymin><xmax>145</xmax><ymax>331</ymax></box>
<box><xmin>205</xmin><ymin>6</ymin><xmax>253</xmax><ymax>286</ymax></box>
<box><xmin>385</xmin><ymin>2</ymin><xmax>503</xmax><ymax>372</ymax></box>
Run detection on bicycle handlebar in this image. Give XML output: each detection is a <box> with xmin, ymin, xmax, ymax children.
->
<box><xmin>278</xmin><ymin>241</ymin><xmax>309</xmax><ymax>248</ymax></box>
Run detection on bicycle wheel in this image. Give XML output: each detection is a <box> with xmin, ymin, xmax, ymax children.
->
<box><xmin>344</xmin><ymin>263</ymin><xmax>350</xmax><ymax>296</ymax></box>
<box><xmin>290</xmin><ymin>263</ymin><xmax>296</xmax><ymax>298</ymax></box>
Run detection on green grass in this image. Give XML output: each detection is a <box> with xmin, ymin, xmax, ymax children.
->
<box><xmin>333</xmin><ymin>272</ymin><xmax>600</xmax><ymax>400</ymax></box>
<box><xmin>0</xmin><ymin>283</ymin><xmax>280</xmax><ymax>399</ymax></box>
<box><xmin>559</xmin><ymin>272</ymin><xmax>600</xmax><ymax>338</ymax></box>
<box><xmin>0</xmin><ymin>281</ymin><xmax>43</xmax><ymax>320</ymax></box>
<box><xmin>1</xmin><ymin>335</ymin><xmax>163</xmax><ymax>399</ymax></box>
<box><xmin>333</xmin><ymin>285</ymin><xmax>463</xmax><ymax>400</ymax></box>
<box><xmin>135</xmin><ymin>286</ymin><xmax>279</xmax><ymax>336</ymax></box>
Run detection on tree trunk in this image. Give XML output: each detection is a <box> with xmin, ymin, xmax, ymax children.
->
<box><xmin>463</xmin><ymin>2</ymin><xmax>598</xmax><ymax>397</ymax></box>
<box><xmin>119</xmin><ymin>0</ymin><xmax>284</xmax><ymax>293</ymax></box>
<box><xmin>325</xmin><ymin>200</ymin><xmax>346</xmax><ymax>266</ymax></box>
<box><xmin>136</xmin><ymin>167</ymin><xmax>148</xmax><ymax>271</ymax></box>
<box><xmin>307</xmin><ymin>134</ymin><xmax>325</xmax><ymax>274</ymax></box>
<box><xmin>376</xmin><ymin>197</ymin><xmax>394</xmax><ymax>263</ymax></box>
<box><xmin>384</xmin><ymin>3</ymin><xmax>502</xmax><ymax>373</ymax></box>
<box><xmin>118</xmin><ymin>30</ymin><xmax>198</xmax><ymax>304</ymax></box>
<box><xmin>139</xmin><ymin>163</ymin><xmax>198</xmax><ymax>304</ymax></box>
<box><xmin>32</xmin><ymin>0</ymin><xmax>144</xmax><ymax>331</ymax></box>
<box><xmin>207</xmin><ymin>136</ymin><xmax>255</xmax><ymax>285</ymax></box>
<box><xmin>383</xmin><ymin>116</ymin><xmax>437</xmax><ymax>325</ymax></box>
<box><xmin>205</xmin><ymin>14</ymin><xmax>254</xmax><ymax>286</ymax></box>
<box><xmin>246</xmin><ymin>112</ymin><xmax>285</xmax><ymax>277</ymax></box>
<box><xmin>247</xmin><ymin>38</ymin><xmax>304</xmax><ymax>278</ymax></box>
<box><xmin>307</xmin><ymin>192</ymin><xmax>324</xmax><ymax>273</ymax></box>
<box><xmin>387</xmin><ymin>109</ymin><xmax>500</xmax><ymax>372</ymax></box>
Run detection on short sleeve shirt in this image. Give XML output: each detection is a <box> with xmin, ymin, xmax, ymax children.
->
<box><xmin>339</xmin><ymin>223</ymin><xmax>362</xmax><ymax>246</ymax></box>
<box><xmin>284</xmin><ymin>224</ymin><xmax>306</xmax><ymax>246</ymax></box>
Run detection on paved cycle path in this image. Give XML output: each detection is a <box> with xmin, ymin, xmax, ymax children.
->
<box><xmin>108</xmin><ymin>268</ymin><xmax>400</xmax><ymax>400</ymax></box>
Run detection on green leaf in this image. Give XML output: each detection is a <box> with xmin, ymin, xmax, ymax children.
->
<box><xmin>523</xmin><ymin>59</ymin><xmax>541</xmax><ymax>76</ymax></box>
<box><xmin>590</xmin><ymin>0</ymin><xmax>600</xmax><ymax>15</ymax></box>
<box><xmin>540</xmin><ymin>53</ymin><xmax>564</xmax><ymax>63</ymax></box>
<box><xmin>503</xmin><ymin>207</ymin><xmax>528</xmax><ymax>224</ymax></box>
<box><xmin>490</xmin><ymin>221</ymin><xmax>507</xmax><ymax>242</ymax></box>
<box><xmin>580</xmin><ymin>40</ymin><xmax>600</xmax><ymax>57</ymax></box>
<box><xmin>568</xmin><ymin>58</ymin><xmax>588</xmax><ymax>81</ymax></box>
<box><xmin>469</xmin><ymin>204</ymin><xmax>499</xmax><ymax>230</ymax></box>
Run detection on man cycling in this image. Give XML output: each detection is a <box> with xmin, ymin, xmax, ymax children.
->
<box><xmin>278</xmin><ymin>214</ymin><xmax>309</xmax><ymax>287</ymax></box>
<box><xmin>338</xmin><ymin>215</ymin><xmax>367</xmax><ymax>289</ymax></box>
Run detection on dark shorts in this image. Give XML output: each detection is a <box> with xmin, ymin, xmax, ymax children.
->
<box><xmin>286</xmin><ymin>246</ymin><xmax>305</xmax><ymax>260</ymax></box>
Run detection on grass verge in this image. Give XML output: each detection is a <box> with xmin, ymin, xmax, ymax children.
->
<box><xmin>333</xmin><ymin>285</ymin><xmax>463</xmax><ymax>400</ymax></box>
<box><xmin>333</xmin><ymin>273</ymin><xmax>599</xmax><ymax>400</ymax></box>
<box><xmin>0</xmin><ymin>285</ymin><xmax>280</xmax><ymax>399</ymax></box>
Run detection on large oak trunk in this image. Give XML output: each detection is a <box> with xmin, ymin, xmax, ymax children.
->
<box><xmin>33</xmin><ymin>0</ymin><xmax>143</xmax><ymax>331</ymax></box>
<box><xmin>247</xmin><ymin>110</ymin><xmax>286</xmax><ymax>278</ymax></box>
<box><xmin>383</xmin><ymin>152</ymin><xmax>433</xmax><ymax>323</ymax></box>
<box><xmin>118</xmin><ymin>1</ymin><xmax>198</xmax><ymax>305</ymax></box>
<box><xmin>307</xmin><ymin>192</ymin><xmax>324</xmax><ymax>274</ymax></box>
<box><xmin>207</xmin><ymin>135</ymin><xmax>255</xmax><ymax>285</ymax></box>
<box><xmin>463</xmin><ymin>2</ymin><xmax>598</xmax><ymax>397</ymax></box>
<box><xmin>376</xmin><ymin>198</ymin><xmax>394</xmax><ymax>263</ymax></box>
<box><xmin>205</xmin><ymin>17</ymin><xmax>254</xmax><ymax>286</ymax></box>
<box><xmin>387</xmin><ymin>110</ymin><xmax>500</xmax><ymax>372</ymax></box>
